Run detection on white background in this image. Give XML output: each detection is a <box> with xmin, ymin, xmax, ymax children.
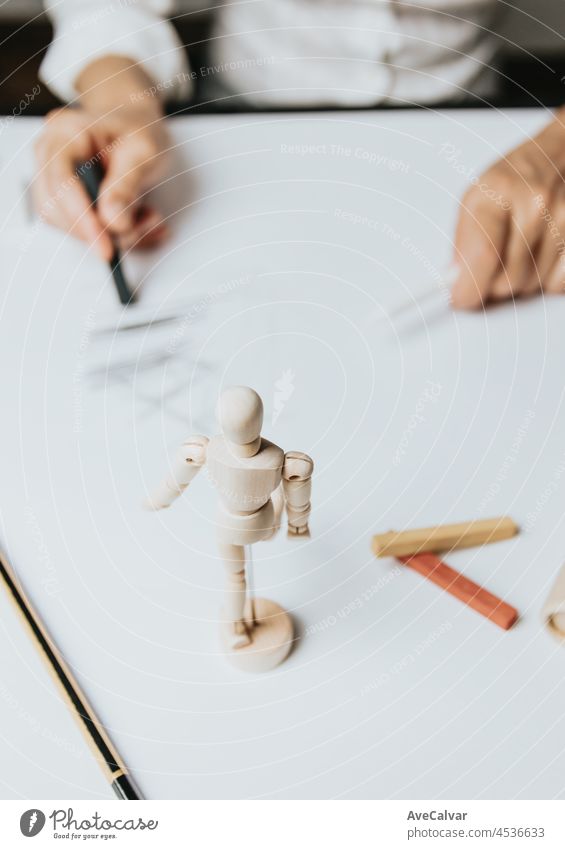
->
<box><xmin>1</xmin><ymin>109</ymin><xmax>565</xmax><ymax>801</ymax></box>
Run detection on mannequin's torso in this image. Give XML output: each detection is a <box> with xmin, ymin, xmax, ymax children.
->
<box><xmin>207</xmin><ymin>435</ymin><xmax>284</xmax><ymax>515</ymax></box>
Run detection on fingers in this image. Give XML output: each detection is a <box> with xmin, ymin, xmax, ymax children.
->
<box><xmin>33</xmin><ymin>109</ymin><xmax>113</xmax><ymax>259</ymax></box>
<box><xmin>543</xmin><ymin>258</ymin><xmax>565</xmax><ymax>294</ymax></box>
<box><xmin>451</xmin><ymin>177</ymin><xmax>565</xmax><ymax>307</ymax></box>
<box><xmin>48</xmin><ymin>154</ymin><xmax>114</xmax><ymax>260</ymax></box>
<box><xmin>451</xmin><ymin>189</ymin><xmax>509</xmax><ymax>309</ymax></box>
<box><xmin>489</xmin><ymin>201</ymin><xmax>543</xmax><ymax>301</ymax></box>
<box><xmin>535</xmin><ymin>191</ymin><xmax>565</xmax><ymax>295</ymax></box>
<box><xmin>97</xmin><ymin>131</ymin><xmax>162</xmax><ymax>237</ymax></box>
<box><xmin>33</xmin><ymin>108</ymin><xmax>167</xmax><ymax>259</ymax></box>
<box><xmin>117</xmin><ymin>206</ymin><xmax>168</xmax><ymax>252</ymax></box>
<box><xmin>531</xmin><ymin>229</ymin><xmax>556</xmax><ymax>295</ymax></box>
<box><xmin>482</xmin><ymin>193</ymin><xmax>565</xmax><ymax>301</ymax></box>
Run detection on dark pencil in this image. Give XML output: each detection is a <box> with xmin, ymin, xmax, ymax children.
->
<box><xmin>76</xmin><ymin>160</ymin><xmax>136</xmax><ymax>306</ymax></box>
<box><xmin>0</xmin><ymin>549</ymin><xmax>142</xmax><ymax>800</ymax></box>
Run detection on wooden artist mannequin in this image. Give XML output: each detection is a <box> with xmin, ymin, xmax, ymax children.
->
<box><xmin>146</xmin><ymin>386</ymin><xmax>313</xmax><ymax>672</ymax></box>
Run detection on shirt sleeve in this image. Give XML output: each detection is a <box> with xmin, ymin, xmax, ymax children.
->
<box><xmin>40</xmin><ymin>0</ymin><xmax>192</xmax><ymax>103</ymax></box>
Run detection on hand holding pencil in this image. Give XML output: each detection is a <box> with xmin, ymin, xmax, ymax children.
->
<box><xmin>32</xmin><ymin>58</ymin><xmax>170</xmax><ymax>277</ymax></box>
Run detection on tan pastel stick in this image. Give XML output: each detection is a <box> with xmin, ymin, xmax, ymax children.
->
<box><xmin>398</xmin><ymin>552</ymin><xmax>519</xmax><ymax>630</ymax></box>
<box><xmin>541</xmin><ymin>563</ymin><xmax>565</xmax><ymax>640</ymax></box>
<box><xmin>372</xmin><ymin>516</ymin><xmax>518</xmax><ymax>558</ymax></box>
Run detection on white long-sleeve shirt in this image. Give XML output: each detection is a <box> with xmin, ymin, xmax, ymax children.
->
<box><xmin>40</xmin><ymin>0</ymin><xmax>501</xmax><ymax>107</ymax></box>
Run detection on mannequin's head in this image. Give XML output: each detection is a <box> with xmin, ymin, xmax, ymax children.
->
<box><xmin>217</xmin><ymin>386</ymin><xmax>263</xmax><ymax>448</ymax></box>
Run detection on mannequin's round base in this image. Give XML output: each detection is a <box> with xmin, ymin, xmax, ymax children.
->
<box><xmin>221</xmin><ymin>598</ymin><xmax>293</xmax><ymax>673</ymax></box>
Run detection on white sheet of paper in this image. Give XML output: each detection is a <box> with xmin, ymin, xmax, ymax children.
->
<box><xmin>1</xmin><ymin>110</ymin><xmax>565</xmax><ymax>800</ymax></box>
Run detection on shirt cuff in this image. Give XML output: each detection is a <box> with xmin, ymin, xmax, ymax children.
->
<box><xmin>39</xmin><ymin>7</ymin><xmax>192</xmax><ymax>103</ymax></box>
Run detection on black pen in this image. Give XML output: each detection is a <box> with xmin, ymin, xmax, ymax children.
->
<box><xmin>0</xmin><ymin>549</ymin><xmax>141</xmax><ymax>800</ymax></box>
<box><xmin>76</xmin><ymin>159</ymin><xmax>136</xmax><ymax>305</ymax></box>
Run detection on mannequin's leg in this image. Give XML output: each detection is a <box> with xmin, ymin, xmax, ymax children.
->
<box><xmin>218</xmin><ymin>542</ymin><xmax>251</xmax><ymax>649</ymax></box>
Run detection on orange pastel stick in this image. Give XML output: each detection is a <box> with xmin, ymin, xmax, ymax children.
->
<box><xmin>398</xmin><ymin>552</ymin><xmax>518</xmax><ymax>631</ymax></box>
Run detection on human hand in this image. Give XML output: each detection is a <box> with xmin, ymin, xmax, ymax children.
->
<box><xmin>451</xmin><ymin>110</ymin><xmax>565</xmax><ymax>309</ymax></box>
<box><xmin>33</xmin><ymin>58</ymin><xmax>170</xmax><ymax>260</ymax></box>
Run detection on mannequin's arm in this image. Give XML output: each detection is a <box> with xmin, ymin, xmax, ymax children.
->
<box><xmin>283</xmin><ymin>451</ymin><xmax>313</xmax><ymax>537</ymax></box>
<box><xmin>145</xmin><ymin>435</ymin><xmax>209</xmax><ymax>510</ymax></box>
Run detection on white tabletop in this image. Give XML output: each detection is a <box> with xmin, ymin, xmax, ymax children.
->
<box><xmin>1</xmin><ymin>108</ymin><xmax>564</xmax><ymax>801</ymax></box>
